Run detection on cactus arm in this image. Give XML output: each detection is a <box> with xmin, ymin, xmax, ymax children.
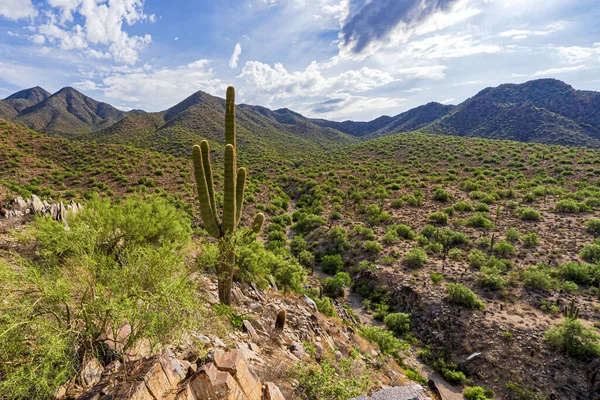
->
<box><xmin>222</xmin><ymin>144</ymin><xmax>237</xmax><ymax>233</ymax></box>
<box><xmin>225</xmin><ymin>86</ymin><xmax>236</xmax><ymax>146</ymax></box>
<box><xmin>251</xmin><ymin>213</ymin><xmax>265</xmax><ymax>234</ymax></box>
<box><xmin>200</xmin><ymin>140</ymin><xmax>220</xmax><ymax>225</ymax></box>
<box><xmin>192</xmin><ymin>145</ymin><xmax>221</xmax><ymax>238</ymax></box>
<box><xmin>235</xmin><ymin>167</ymin><xmax>246</xmax><ymax>227</ymax></box>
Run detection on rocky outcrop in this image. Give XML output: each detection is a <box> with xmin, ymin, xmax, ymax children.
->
<box><xmin>77</xmin><ymin>349</ymin><xmax>283</xmax><ymax>400</ymax></box>
<box><xmin>0</xmin><ymin>195</ymin><xmax>82</xmax><ymax>222</ymax></box>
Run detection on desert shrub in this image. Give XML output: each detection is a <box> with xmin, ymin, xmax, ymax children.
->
<box><xmin>433</xmin><ymin>187</ymin><xmax>451</xmax><ymax>202</ymax></box>
<box><xmin>585</xmin><ymin>218</ymin><xmax>600</xmax><ymax>237</ymax></box>
<box><xmin>468</xmin><ymin>249</ymin><xmax>487</xmax><ymax>268</ymax></box>
<box><xmin>505</xmin><ymin>228</ymin><xmax>520</xmax><ymax>242</ymax></box>
<box><xmin>453</xmin><ymin>200</ymin><xmax>473</xmax><ymax>212</ymax></box>
<box><xmin>322</xmin><ymin>272</ymin><xmax>351</xmax><ymax>299</ymax></box>
<box><xmin>404</xmin><ymin>248</ymin><xmax>428</xmax><ymax>268</ymax></box>
<box><xmin>519</xmin><ymin>208</ymin><xmax>541</xmax><ymax>221</ymax></box>
<box><xmin>292</xmin><ymin>214</ymin><xmax>326</xmax><ymax>234</ymax></box>
<box><xmin>466</xmin><ymin>213</ymin><xmax>494</xmax><ymax>228</ymax></box>
<box><xmin>463</xmin><ymin>386</ymin><xmax>495</xmax><ymax>400</ymax></box>
<box><xmin>477</xmin><ymin>267</ymin><xmax>505</xmax><ymax>291</ymax></box>
<box><xmin>0</xmin><ymin>196</ymin><xmax>202</xmax><ymax>399</ymax></box>
<box><xmin>555</xmin><ymin>199</ymin><xmax>590</xmax><ymax>213</ymax></box>
<box><xmin>522</xmin><ymin>232</ymin><xmax>540</xmax><ymax>247</ymax></box>
<box><xmin>448</xmin><ymin>248</ymin><xmax>462</xmax><ymax>260</ymax></box>
<box><xmin>521</xmin><ymin>267</ymin><xmax>556</xmax><ymax>292</ymax></box>
<box><xmin>363</xmin><ymin>240</ymin><xmax>383</xmax><ymax>254</ymax></box>
<box><xmin>391</xmin><ymin>198</ymin><xmax>404</xmax><ymax>208</ymax></box>
<box><xmin>321</xmin><ymin>254</ymin><xmax>343</xmax><ymax>275</ymax></box>
<box><xmin>545</xmin><ymin>318</ymin><xmax>600</xmax><ymax>358</ymax></box>
<box><xmin>505</xmin><ymin>382</ymin><xmax>543</xmax><ymax>400</ymax></box>
<box><xmin>430</xmin><ymin>272</ymin><xmax>444</xmax><ymax>284</ymax></box>
<box><xmin>290</xmin><ymin>235</ymin><xmax>308</xmax><ymax>255</ymax></box>
<box><xmin>418</xmin><ymin>348</ymin><xmax>467</xmax><ymax>384</ymax></box>
<box><xmin>355</xmin><ymin>225</ymin><xmax>376</xmax><ymax>240</ymax></box>
<box><xmin>492</xmin><ymin>240</ymin><xmax>515</xmax><ymax>256</ymax></box>
<box><xmin>474</xmin><ymin>202</ymin><xmax>490</xmax><ymax>212</ymax></box>
<box><xmin>580</xmin><ymin>242</ymin><xmax>600</xmax><ymax>262</ymax></box>
<box><xmin>298</xmin><ymin>250</ymin><xmax>315</xmax><ymax>270</ymax></box>
<box><xmin>292</xmin><ymin>360</ymin><xmax>369</xmax><ymax>400</ymax></box>
<box><xmin>383</xmin><ymin>313</ymin><xmax>411</xmax><ymax>335</ymax></box>
<box><xmin>394</xmin><ymin>224</ymin><xmax>416</xmax><ymax>240</ymax></box>
<box><xmin>428</xmin><ymin>211</ymin><xmax>448</xmax><ymax>225</ymax></box>
<box><xmin>557</xmin><ymin>262</ymin><xmax>597</xmax><ymax>286</ymax></box>
<box><xmin>327</xmin><ymin>227</ymin><xmax>350</xmax><ymax>254</ymax></box>
<box><xmin>446</xmin><ymin>283</ymin><xmax>484</xmax><ymax>308</ymax></box>
<box><xmin>237</xmin><ymin>241</ymin><xmax>306</xmax><ymax>292</ymax></box>
<box><xmin>359</xmin><ymin>326</ymin><xmax>408</xmax><ymax>357</ymax></box>
<box><xmin>562</xmin><ymin>281</ymin><xmax>579</xmax><ymax>293</ymax></box>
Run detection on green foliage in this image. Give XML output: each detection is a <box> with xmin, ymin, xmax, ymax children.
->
<box><xmin>428</xmin><ymin>211</ymin><xmax>448</xmax><ymax>225</ymax></box>
<box><xmin>298</xmin><ymin>250</ymin><xmax>315</xmax><ymax>269</ymax></box>
<box><xmin>327</xmin><ymin>227</ymin><xmax>350</xmax><ymax>254</ymax></box>
<box><xmin>465</xmin><ymin>213</ymin><xmax>494</xmax><ymax>228</ymax></box>
<box><xmin>522</xmin><ymin>232</ymin><xmax>540</xmax><ymax>247</ymax></box>
<box><xmin>293</xmin><ymin>214</ymin><xmax>327</xmax><ymax>234</ymax></box>
<box><xmin>321</xmin><ymin>254</ymin><xmax>343</xmax><ymax>275</ymax></box>
<box><xmin>585</xmin><ymin>218</ymin><xmax>600</xmax><ymax>237</ymax></box>
<box><xmin>322</xmin><ymin>272</ymin><xmax>351</xmax><ymax>299</ymax></box>
<box><xmin>292</xmin><ymin>360</ymin><xmax>370</xmax><ymax>400</ymax></box>
<box><xmin>477</xmin><ymin>267</ymin><xmax>506</xmax><ymax>291</ymax></box>
<box><xmin>505</xmin><ymin>227</ymin><xmax>520</xmax><ymax>242</ymax></box>
<box><xmin>505</xmin><ymin>382</ymin><xmax>543</xmax><ymax>400</ymax></box>
<box><xmin>363</xmin><ymin>240</ymin><xmax>383</xmax><ymax>254</ymax></box>
<box><xmin>236</xmin><ymin>241</ymin><xmax>306</xmax><ymax>292</ymax></box>
<box><xmin>463</xmin><ymin>386</ymin><xmax>495</xmax><ymax>400</ymax></box>
<box><xmin>359</xmin><ymin>326</ymin><xmax>408</xmax><ymax>357</ymax></box>
<box><xmin>0</xmin><ymin>196</ymin><xmax>201</xmax><ymax>399</ymax></box>
<box><xmin>555</xmin><ymin>198</ymin><xmax>590</xmax><ymax>213</ymax></box>
<box><xmin>468</xmin><ymin>249</ymin><xmax>487</xmax><ymax>268</ymax></box>
<box><xmin>519</xmin><ymin>207</ymin><xmax>541</xmax><ymax>221</ymax></box>
<box><xmin>557</xmin><ymin>262</ymin><xmax>598</xmax><ymax>285</ymax></box>
<box><xmin>492</xmin><ymin>240</ymin><xmax>515</xmax><ymax>256</ymax></box>
<box><xmin>545</xmin><ymin>318</ymin><xmax>600</xmax><ymax>358</ymax></box>
<box><xmin>521</xmin><ymin>267</ymin><xmax>556</xmax><ymax>292</ymax></box>
<box><xmin>418</xmin><ymin>348</ymin><xmax>467</xmax><ymax>385</ymax></box>
<box><xmin>404</xmin><ymin>247</ymin><xmax>428</xmax><ymax>268</ymax></box>
<box><xmin>383</xmin><ymin>313</ymin><xmax>411</xmax><ymax>335</ymax></box>
<box><xmin>580</xmin><ymin>242</ymin><xmax>600</xmax><ymax>262</ymax></box>
<box><xmin>446</xmin><ymin>283</ymin><xmax>484</xmax><ymax>308</ymax></box>
<box><xmin>433</xmin><ymin>187</ymin><xmax>451</xmax><ymax>202</ymax></box>
<box><xmin>453</xmin><ymin>200</ymin><xmax>473</xmax><ymax>212</ymax></box>
<box><xmin>430</xmin><ymin>272</ymin><xmax>444</xmax><ymax>284</ymax></box>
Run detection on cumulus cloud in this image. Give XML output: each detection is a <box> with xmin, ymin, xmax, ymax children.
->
<box><xmin>340</xmin><ymin>0</ymin><xmax>463</xmax><ymax>55</ymax></box>
<box><xmin>305</xmin><ymin>93</ymin><xmax>406</xmax><ymax>120</ymax></box>
<box><xmin>229</xmin><ymin>43</ymin><xmax>242</xmax><ymax>69</ymax></box>
<box><xmin>532</xmin><ymin>64</ymin><xmax>587</xmax><ymax>77</ymax></box>
<box><xmin>556</xmin><ymin>43</ymin><xmax>600</xmax><ymax>64</ymax></box>
<box><xmin>0</xmin><ymin>0</ymin><xmax>36</xmax><ymax>20</ymax></box>
<box><xmin>33</xmin><ymin>0</ymin><xmax>153</xmax><ymax>64</ymax></box>
<box><xmin>237</xmin><ymin>60</ymin><xmax>397</xmax><ymax>105</ymax></box>
<box><xmin>92</xmin><ymin>59</ymin><xmax>226</xmax><ymax>111</ymax></box>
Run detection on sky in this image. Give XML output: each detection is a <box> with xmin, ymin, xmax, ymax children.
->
<box><xmin>0</xmin><ymin>0</ymin><xmax>599</xmax><ymax>121</ymax></box>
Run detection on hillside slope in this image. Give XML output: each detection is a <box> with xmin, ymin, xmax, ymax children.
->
<box><xmin>86</xmin><ymin>90</ymin><xmax>358</xmax><ymax>162</ymax></box>
<box><xmin>425</xmin><ymin>79</ymin><xmax>600</xmax><ymax>147</ymax></box>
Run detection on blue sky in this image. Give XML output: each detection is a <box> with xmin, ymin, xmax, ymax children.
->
<box><xmin>1</xmin><ymin>0</ymin><xmax>599</xmax><ymax>121</ymax></box>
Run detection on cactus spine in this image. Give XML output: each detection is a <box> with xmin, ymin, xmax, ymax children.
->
<box><xmin>193</xmin><ymin>86</ymin><xmax>264</xmax><ymax>305</ymax></box>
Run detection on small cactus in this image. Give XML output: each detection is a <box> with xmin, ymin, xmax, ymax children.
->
<box><xmin>563</xmin><ymin>298</ymin><xmax>580</xmax><ymax>320</ymax></box>
<box><xmin>193</xmin><ymin>86</ymin><xmax>264</xmax><ymax>305</ymax></box>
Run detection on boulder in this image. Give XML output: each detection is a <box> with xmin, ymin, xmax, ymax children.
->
<box><xmin>30</xmin><ymin>194</ymin><xmax>44</xmax><ymax>214</ymax></box>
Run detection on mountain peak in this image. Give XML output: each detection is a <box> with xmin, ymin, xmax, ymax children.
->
<box><xmin>5</xmin><ymin>86</ymin><xmax>51</xmax><ymax>102</ymax></box>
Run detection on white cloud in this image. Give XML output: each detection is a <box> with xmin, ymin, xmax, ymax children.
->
<box><xmin>229</xmin><ymin>43</ymin><xmax>242</xmax><ymax>69</ymax></box>
<box><xmin>33</xmin><ymin>0</ymin><xmax>153</xmax><ymax>64</ymax></box>
<box><xmin>0</xmin><ymin>0</ymin><xmax>36</xmax><ymax>20</ymax></box>
<box><xmin>94</xmin><ymin>59</ymin><xmax>226</xmax><ymax>110</ymax></box>
<box><xmin>440</xmin><ymin>98</ymin><xmax>455</xmax><ymax>104</ymax></box>
<box><xmin>556</xmin><ymin>43</ymin><xmax>600</xmax><ymax>64</ymax></box>
<box><xmin>237</xmin><ymin>60</ymin><xmax>398</xmax><ymax>106</ymax></box>
<box><xmin>29</xmin><ymin>34</ymin><xmax>46</xmax><ymax>44</ymax></box>
<box><xmin>532</xmin><ymin>64</ymin><xmax>587</xmax><ymax>77</ymax></box>
<box><xmin>399</xmin><ymin>35</ymin><xmax>502</xmax><ymax>60</ymax></box>
<box><xmin>299</xmin><ymin>93</ymin><xmax>407</xmax><ymax>120</ymax></box>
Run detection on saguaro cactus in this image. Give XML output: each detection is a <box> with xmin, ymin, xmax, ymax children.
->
<box><xmin>193</xmin><ymin>86</ymin><xmax>264</xmax><ymax>305</ymax></box>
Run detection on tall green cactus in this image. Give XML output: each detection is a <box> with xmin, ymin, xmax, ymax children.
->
<box><xmin>193</xmin><ymin>86</ymin><xmax>264</xmax><ymax>305</ymax></box>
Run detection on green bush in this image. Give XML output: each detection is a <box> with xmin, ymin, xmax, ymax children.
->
<box><xmin>558</xmin><ymin>262</ymin><xmax>598</xmax><ymax>285</ymax></box>
<box><xmin>394</xmin><ymin>224</ymin><xmax>416</xmax><ymax>240</ymax></box>
<box><xmin>404</xmin><ymin>248</ymin><xmax>428</xmax><ymax>268</ymax></box>
<box><xmin>580</xmin><ymin>243</ymin><xmax>600</xmax><ymax>262</ymax></box>
<box><xmin>453</xmin><ymin>200</ymin><xmax>473</xmax><ymax>212</ymax></box>
<box><xmin>505</xmin><ymin>228</ymin><xmax>520</xmax><ymax>242</ymax></box>
<box><xmin>555</xmin><ymin>199</ymin><xmax>590</xmax><ymax>213</ymax></box>
<box><xmin>468</xmin><ymin>249</ymin><xmax>487</xmax><ymax>268</ymax></box>
<box><xmin>322</xmin><ymin>254</ymin><xmax>343</xmax><ymax>275</ymax></box>
<box><xmin>0</xmin><ymin>196</ymin><xmax>202</xmax><ymax>399</ymax></box>
<box><xmin>298</xmin><ymin>250</ymin><xmax>315</xmax><ymax>269</ymax></box>
<box><xmin>433</xmin><ymin>187</ymin><xmax>451</xmax><ymax>202</ymax></box>
<box><xmin>428</xmin><ymin>211</ymin><xmax>448</xmax><ymax>225</ymax></box>
<box><xmin>363</xmin><ymin>240</ymin><xmax>383</xmax><ymax>254</ymax></box>
<box><xmin>383</xmin><ymin>313</ymin><xmax>411</xmax><ymax>335</ymax></box>
<box><xmin>359</xmin><ymin>326</ymin><xmax>408</xmax><ymax>357</ymax></box>
<box><xmin>446</xmin><ymin>283</ymin><xmax>484</xmax><ymax>308</ymax></box>
<box><xmin>463</xmin><ymin>386</ymin><xmax>495</xmax><ymax>400</ymax></box>
<box><xmin>519</xmin><ymin>207</ymin><xmax>541</xmax><ymax>221</ymax></box>
<box><xmin>293</xmin><ymin>360</ymin><xmax>369</xmax><ymax>400</ymax></box>
<box><xmin>545</xmin><ymin>318</ymin><xmax>600</xmax><ymax>358</ymax></box>
<box><xmin>585</xmin><ymin>218</ymin><xmax>600</xmax><ymax>237</ymax></box>
<box><xmin>477</xmin><ymin>267</ymin><xmax>505</xmax><ymax>291</ymax></box>
<box><xmin>466</xmin><ymin>213</ymin><xmax>494</xmax><ymax>228</ymax></box>
<box><xmin>492</xmin><ymin>240</ymin><xmax>515</xmax><ymax>256</ymax></box>
<box><xmin>322</xmin><ymin>272</ymin><xmax>351</xmax><ymax>299</ymax></box>
<box><xmin>521</xmin><ymin>267</ymin><xmax>556</xmax><ymax>292</ymax></box>
<box><xmin>522</xmin><ymin>232</ymin><xmax>540</xmax><ymax>247</ymax></box>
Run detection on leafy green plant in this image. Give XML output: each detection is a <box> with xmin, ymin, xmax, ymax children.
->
<box><xmin>404</xmin><ymin>247</ymin><xmax>428</xmax><ymax>268</ymax></box>
<box><xmin>463</xmin><ymin>386</ymin><xmax>495</xmax><ymax>400</ymax></box>
<box><xmin>383</xmin><ymin>313</ymin><xmax>411</xmax><ymax>335</ymax></box>
<box><xmin>446</xmin><ymin>283</ymin><xmax>484</xmax><ymax>308</ymax></box>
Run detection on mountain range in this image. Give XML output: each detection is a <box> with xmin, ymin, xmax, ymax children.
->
<box><xmin>1</xmin><ymin>78</ymin><xmax>600</xmax><ymax>152</ymax></box>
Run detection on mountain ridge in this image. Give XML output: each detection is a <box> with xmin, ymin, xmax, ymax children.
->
<box><xmin>1</xmin><ymin>78</ymin><xmax>600</xmax><ymax>149</ymax></box>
